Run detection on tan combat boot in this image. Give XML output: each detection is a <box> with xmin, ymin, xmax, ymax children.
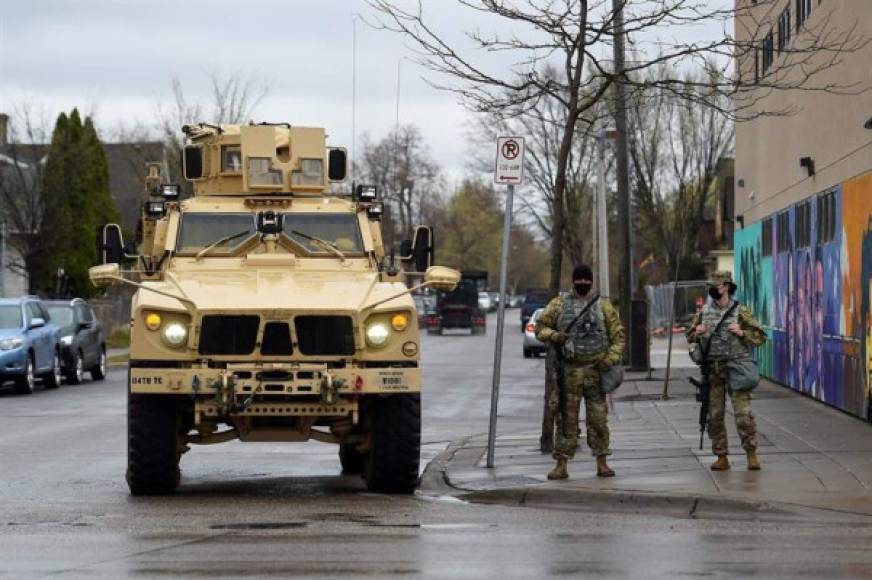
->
<box><xmin>747</xmin><ymin>451</ymin><xmax>761</xmax><ymax>471</ymax></box>
<box><xmin>547</xmin><ymin>458</ymin><xmax>569</xmax><ymax>480</ymax></box>
<box><xmin>596</xmin><ymin>455</ymin><xmax>615</xmax><ymax>477</ymax></box>
<box><xmin>710</xmin><ymin>455</ymin><xmax>731</xmax><ymax>471</ymax></box>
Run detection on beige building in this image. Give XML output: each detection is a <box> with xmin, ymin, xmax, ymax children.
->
<box><xmin>733</xmin><ymin>0</ymin><xmax>872</xmax><ymax>420</ymax></box>
<box><xmin>734</xmin><ymin>0</ymin><xmax>872</xmax><ymax>221</ymax></box>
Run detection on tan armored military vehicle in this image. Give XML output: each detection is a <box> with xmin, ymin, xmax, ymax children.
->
<box><xmin>90</xmin><ymin>123</ymin><xmax>459</xmax><ymax>495</ymax></box>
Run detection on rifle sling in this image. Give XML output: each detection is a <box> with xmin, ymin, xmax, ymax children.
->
<box><xmin>700</xmin><ymin>300</ymin><xmax>740</xmax><ymax>362</ymax></box>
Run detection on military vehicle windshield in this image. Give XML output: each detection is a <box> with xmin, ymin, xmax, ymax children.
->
<box><xmin>0</xmin><ymin>305</ymin><xmax>23</xmax><ymax>329</ymax></box>
<box><xmin>282</xmin><ymin>213</ymin><xmax>364</xmax><ymax>254</ymax></box>
<box><xmin>176</xmin><ymin>213</ymin><xmax>257</xmax><ymax>255</ymax></box>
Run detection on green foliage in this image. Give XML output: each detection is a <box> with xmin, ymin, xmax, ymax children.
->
<box><xmin>39</xmin><ymin>109</ymin><xmax>119</xmax><ymax>297</ymax></box>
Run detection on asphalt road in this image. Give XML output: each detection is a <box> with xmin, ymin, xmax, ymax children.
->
<box><xmin>2</xmin><ymin>312</ymin><xmax>872</xmax><ymax>579</ymax></box>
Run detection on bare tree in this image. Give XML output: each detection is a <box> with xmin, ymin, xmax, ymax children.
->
<box><xmin>156</xmin><ymin>73</ymin><xmax>268</xmax><ymax>192</ymax></box>
<box><xmin>357</xmin><ymin>125</ymin><xmax>443</xmax><ymax>247</ymax></box>
<box><xmin>0</xmin><ymin>106</ymin><xmax>51</xmax><ymax>292</ymax></box>
<box><xmin>630</xmin><ymin>67</ymin><xmax>734</xmax><ymax>281</ymax></box>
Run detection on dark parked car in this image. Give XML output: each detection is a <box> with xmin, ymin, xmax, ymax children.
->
<box><xmin>520</xmin><ymin>289</ymin><xmax>551</xmax><ymax>332</ymax></box>
<box><xmin>0</xmin><ymin>296</ymin><xmax>62</xmax><ymax>393</ymax></box>
<box><xmin>427</xmin><ymin>271</ymin><xmax>487</xmax><ymax>335</ymax></box>
<box><xmin>44</xmin><ymin>299</ymin><xmax>107</xmax><ymax>384</ymax></box>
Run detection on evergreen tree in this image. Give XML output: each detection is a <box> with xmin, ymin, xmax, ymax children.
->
<box><xmin>39</xmin><ymin>109</ymin><xmax>119</xmax><ymax>297</ymax></box>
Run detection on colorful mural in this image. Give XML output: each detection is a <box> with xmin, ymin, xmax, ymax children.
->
<box><xmin>735</xmin><ymin>170</ymin><xmax>872</xmax><ymax>420</ymax></box>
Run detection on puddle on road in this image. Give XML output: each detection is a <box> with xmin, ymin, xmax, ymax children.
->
<box><xmin>210</xmin><ymin>522</ymin><xmax>309</xmax><ymax>530</ymax></box>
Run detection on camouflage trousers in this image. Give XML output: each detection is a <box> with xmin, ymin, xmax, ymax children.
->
<box><xmin>707</xmin><ymin>363</ymin><xmax>758</xmax><ymax>455</ymax></box>
<box><xmin>553</xmin><ymin>366</ymin><xmax>611</xmax><ymax>460</ymax></box>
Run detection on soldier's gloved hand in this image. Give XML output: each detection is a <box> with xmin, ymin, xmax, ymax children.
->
<box><xmin>561</xmin><ymin>341</ymin><xmax>576</xmax><ymax>359</ymax></box>
<box><xmin>595</xmin><ymin>355</ymin><xmax>613</xmax><ymax>371</ymax></box>
<box><xmin>552</xmin><ymin>332</ymin><xmax>568</xmax><ymax>346</ymax></box>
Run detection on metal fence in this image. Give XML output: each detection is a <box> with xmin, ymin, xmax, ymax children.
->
<box><xmin>645</xmin><ymin>280</ymin><xmax>708</xmax><ymax>332</ymax></box>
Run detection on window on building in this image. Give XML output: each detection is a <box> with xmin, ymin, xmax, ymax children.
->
<box><xmin>776</xmin><ymin>211</ymin><xmax>791</xmax><ymax>253</ymax></box>
<box><xmin>762</xmin><ymin>32</ymin><xmax>775</xmax><ymax>74</ymax></box>
<box><xmin>795</xmin><ymin>201</ymin><xmax>811</xmax><ymax>248</ymax></box>
<box><xmin>762</xmin><ymin>218</ymin><xmax>773</xmax><ymax>256</ymax></box>
<box><xmin>796</xmin><ymin>0</ymin><xmax>812</xmax><ymax>31</ymax></box>
<box><xmin>817</xmin><ymin>189</ymin><xmax>837</xmax><ymax>244</ymax></box>
<box><xmin>778</xmin><ymin>8</ymin><xmax>791</xmax><ymax>52</ymax></box>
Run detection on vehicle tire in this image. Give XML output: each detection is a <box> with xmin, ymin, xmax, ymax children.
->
<box><xmin>523</xmin><ymin>348</ymin><xmax>531</xmax><ymax>358</ymax></box>
<box><xmin>90</xmin><ymin>347</ymin><xmax>107</xmax><ymax>381</ymax></box>
<box><xmin>43</xmin><ymin>351</ymin><xmax>62</xmax><ymax>390</ymax></box>
<box><xmin>339</xmin><ymin>443</ymin><xmax>366</xmax><ymax>475</ymax></box>
<box><xmin>364</xmin><ymin>394</ymin><xmax>421</xmax><ymax>494</ymax></box>
<box><xmin>14</xmin><ymin>354</ymin><xmax>36</xmax><ymax>395</ymax></box>
<box><xmin>66</xmin><ymin>351</ymin><xmax>84</xmax><ymax>385</ymax></box>
<box><xmin>127</xmin><ymin>393</ymin><xmax>182</xmax><ymax>495</ymax></box>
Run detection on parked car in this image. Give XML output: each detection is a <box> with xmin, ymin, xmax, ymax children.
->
<box><xmin>488</xmin><ymin>291</ymin><xmax>500</xmax><ymax>311</ymax></box>
<box><xmin>508</xmin><ymin>294</ymin><xmax>524</xmax><ymax>308</ymax></box>
<box><xmin>521</xmin><ymin>289</ymin><xmax>550</xmax><ymax>332</ymax></box>
<box><xmin>0</xmin><ymin>296</ymin><xmax>62</xmax><ymax>394</ymax></box>
<box><xmin>478</xmin><ymin>291</ymin><xmax>493</xmax><ymax>312</ymax></box>
<box><xmin>412</xmin><ymin>294</ymin><xmax>436</xmax><ymax>327</ymax></box>
<box><xmin>44</xmin><ymin>298</ymin><xmax>107</xmax><ymax>384</ymax></box>
<box><xmin>523</xmin><ymin>308</ymin><xmax>547</xmax><ymax>358</ymax></box>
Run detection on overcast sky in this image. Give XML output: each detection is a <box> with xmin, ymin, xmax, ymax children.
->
<box><xmin>1</xmin><ymin>0</ymin><xmax>729</xmax><ymax>181</ymax></box>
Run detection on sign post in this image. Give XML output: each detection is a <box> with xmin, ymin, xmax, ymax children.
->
<box><xmin>486</xmin><ymin>136</ymin><xmax>525</xmax><ymax>468</ymax></box>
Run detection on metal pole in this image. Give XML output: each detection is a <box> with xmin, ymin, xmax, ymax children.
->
<box><xmin>0</xmin><ymin>221</ymin><xmax>6</xmax><ymax>298</ymax></box>
<box><xmin>486</xmin><ymin>183</ymin><xmax>515</xmax><ymax>468</ymax></box>
<box><xmin>612</xmin><ymin>0</ymin><xmax>634</xmax><ymax>364</ymax></box>
<box><xmin>597</xmin><ymin>126</ymin><xmax>610</xmax><ymax>298</ymax></box>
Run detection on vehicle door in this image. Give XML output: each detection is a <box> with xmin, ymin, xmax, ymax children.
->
<box><xmin>75</xmin><ymin>303</ymin><xmax>99</xmax><ymax>366</ymax></box>
<box><xmin>25</xmin><ymin>302</ymin><xmax>49</xmax><ymax>371</ymax></box>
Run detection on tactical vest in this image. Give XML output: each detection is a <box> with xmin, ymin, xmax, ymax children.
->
<box><xmin>557</xmin><ymin>292</ymin><xmax>609</xmax><ymax>362</ymax></box>
<box><xmin>700</xmin><ymin>301</ymin><xmax>748</xmax><ymax>361</ymax></box>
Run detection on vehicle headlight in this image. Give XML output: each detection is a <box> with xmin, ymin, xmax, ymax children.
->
<box><xmin>60</xmin><ymin>335</ymin><xmax>73</xmax><ymax>346</ymax></box>
<box><xmin>365</xmin><ymin>323</ymin><xmax>391</xmax><ymax>347</ymax></box>
<box><xmin>0</xmin><ymin>337</ymin><xmax>24</xmax><ymax>351</ymax></box>
<box><xmin>391</xmin><ymin>313</ymin><xmax>409</xmax><ymax>331</ymax></box>
<box><xmin>162</xmin><ymin>322</ymin><xmax>188</xmax><ymax>347</ymax></box>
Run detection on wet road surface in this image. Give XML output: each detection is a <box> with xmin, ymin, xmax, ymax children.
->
<box><xmin>2</xmin><ymin>313</ymin><xmax>872</xmax><ymax>578</ymax></box>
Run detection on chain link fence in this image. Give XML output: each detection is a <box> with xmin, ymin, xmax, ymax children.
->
<box><xmin>645</xmin><ymin>281</ymin><xmax>708</xmax><ymax>334</ymax></box>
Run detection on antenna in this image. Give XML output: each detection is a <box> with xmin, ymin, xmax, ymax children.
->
<box><xmin>352</xmin><ymin>14</ymin><xmax>358</xmax><ymax>186</ymax></box>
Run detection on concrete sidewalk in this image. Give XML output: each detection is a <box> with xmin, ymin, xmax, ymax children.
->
<box><xmin>432</xmin><ymin>369</ymin><xmax>872</xmax><ymax>516</ymax></box>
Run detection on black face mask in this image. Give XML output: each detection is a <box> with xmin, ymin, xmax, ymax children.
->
<box><xmin>574</xmin><ymin>282</ymin><xmax>593</xmax><ymax>296</ymax></box>
<box><xmin>708</xmin><ymin>287</ymin><xmax>722</xmax><ymax>300</ymax></box>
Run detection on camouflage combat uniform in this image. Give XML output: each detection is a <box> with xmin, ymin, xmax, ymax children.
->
<box><xmin>536</xmin><ymin>293</ymin><xmax>625</xmax><ymax>460</ymax></box>
<box><xmin>687</xmin><ymin>301</ymin><xmax>767</xmax><ymax>456</ymax></box>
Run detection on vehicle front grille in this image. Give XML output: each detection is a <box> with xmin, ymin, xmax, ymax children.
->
<box><xmin>261</xmin><ymin>322</ymin><xmax>293</xmax><ymax>355</ymax></box>
<box><xmin>294</xmin><ymin>315</ymin><xmax>355</xmax><ymax>356</ymax></box>
<box><xmin>199</xmin><ymin>315</ymin><xmax>260</xmax><ymax>355</ymax></box>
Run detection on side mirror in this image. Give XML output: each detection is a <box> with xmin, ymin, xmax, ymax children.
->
<box><xmin>411</xmin><ymin>226</ymin><xmax>434</xmax><ymax>272</ymax></box>
<box><xmin>98</xmin><ymin>224</ymin><xmax>127</xmax><ymax>265</ymax></box>
<box><xmin>424</xmin><ymin>266</ymin><xmax>461</xmax><ymax>292</ymax></box>
<box><xmin>78</xmin><ymin>321</ymin><xmax>92</xmax><ymax>331</ymax></box>
<box><xmin>328</xmin><ymin>148</ymin><xmax>347</xmax><ymax>182</ymax></box>
<box><xmin>29</xmin><ymin>317</ymin><xmax>45</xmax><ymax>329</ymax></box>
<box><xmin>183</xmin><ymin>146</ymin><xmax>205</xmax><ymax>180</ymax></box>
<box><xmin>89</xmin><ymin>263</ymin><xmax>122</xmax><ymax>288</ymax></box>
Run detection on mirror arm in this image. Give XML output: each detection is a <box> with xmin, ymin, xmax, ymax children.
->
<box><xmin>360</xmin><ymin>281</ymin><xmax>434</xmax><ymax>313</ymax></box>
<box><xmin>99</xmin><ymin>274</ymin><xmax>197</xmax><ymax>316</ymax></box>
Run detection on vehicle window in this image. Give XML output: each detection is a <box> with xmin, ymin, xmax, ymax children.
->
<box><xmin>525</xmin><ymin>291</ymin><xmax>550</xmax><ymax>304</ymax></box>
<box><xmin>37</xmin><ymin>304</ymin><xmax>51</xmax><ymax>321</ymax></box>
<box><xmin>47</xmin><ymin>306</ymin><xmax>74</xmax><ymax>327</ymax></box>
<box><xmin>282</xmin><ymin>213</ymin><xmax>364</xmax><ymax>254</ymax></box>
<box><xmin>176</xmin><ymin>213</ymin><xmax>257</xmax><ymax>255</ymax></box>
<box><xmin>26</xmin><ymin>302</ymin><xmax>41</xmax><ymax>322</ymax></box>
<box><xmin>0</xmin><ymin>306</ymin><xmax>22</xmax><ymax>329</ymax></box>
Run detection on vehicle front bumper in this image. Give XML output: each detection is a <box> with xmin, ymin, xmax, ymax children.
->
<box><xmin>0</xmin><ymin>348</ymin><xmax>27</xmax><ymax>377</ymax></box>
<box><xmin>129</xmin><ymin>362</ymin><xmax>420</xmax><ymax>396</ymax></box>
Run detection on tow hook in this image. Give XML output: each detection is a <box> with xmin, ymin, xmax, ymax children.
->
<box><xmin>208</xmin><ymin>373</ymin><xmax>257</xmax><ymax>415</ymax></box>
<box><xmin>320</xmin><ymin>373</ymin><xmax>346</xmax><ymax>406</ymax></box>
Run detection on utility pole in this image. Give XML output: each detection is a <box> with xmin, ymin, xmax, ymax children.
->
<box><xmin>0</xmin><ymin>221</ymin><xmax>6</xmax><ymax>298</ymax></box>
<box><xmin>612</xmin><ymin>0</ymin><xmax>635</xmax><ymax>364</ymax></box>
<box><xmin>596</xmin><ymin>125</ymin><xmax>610</xmax><ymax>298</ymax></box>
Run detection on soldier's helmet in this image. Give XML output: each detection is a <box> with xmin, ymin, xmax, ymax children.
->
<box><xmin>706</xmin><ymin>270</ymin><xmax>737</xmax><ymax>293</ymax></box>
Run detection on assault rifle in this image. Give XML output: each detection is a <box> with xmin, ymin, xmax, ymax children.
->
<box><xmin>688</xmin><ymin>376</ymin><xmax>710</xmax><ymax>450</ymax></box>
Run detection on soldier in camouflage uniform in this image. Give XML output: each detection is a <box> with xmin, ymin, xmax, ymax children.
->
<box><xmin>535</xmin><ymin>264</ymin><xmax>625</xmax><ymax>480</ymax></box>
<box><xmin>687</xmin><ymin>271</ymin><xmax>767</xmax><ymax>471</ymax></box>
